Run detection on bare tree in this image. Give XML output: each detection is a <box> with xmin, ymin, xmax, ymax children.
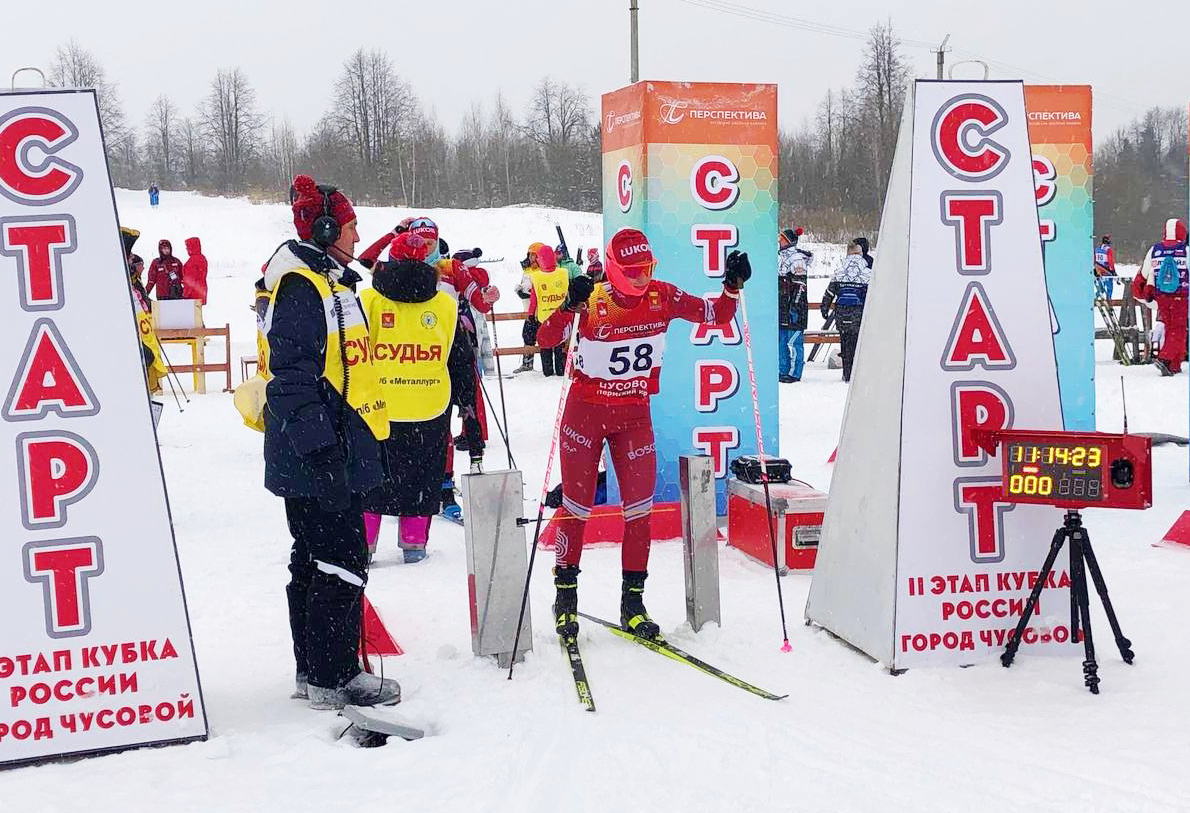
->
<box><xmin>177</xmin><ymin>117</ymin><xmax>205</xmax><ymax>188</ymax></box>
<box><xmin>488</xmin><ymin>92</ymin><xmax>519</xmax><ymax>204</ymax></box>
<box><xmin>49</xmin><ymin>40</ymin><xmax>127</xmax><ymax>143</ymax></box>
<box><xmin>855</xmin><ymin>20</ymin><xmax>911</xmax><ymax>209</ymax></box>
<box><xmin>198</xmin><ymin>67</ymin><xmax>264</xmax><ymax>193</ymax></box>
<box><xmin>523</xmin><ymin>78</ymin><xmax>592</xmax><ymax>207</ymax></box>
<box><xmin>143</xmin><ymin>94</ymin><xmax>179</xmax><ymax>185</ymax></box>
<box><xmin>268</xmin><ymin>118</ymin><xmax>299</xmax><ymax>192</ymax></box>
<box><xmin>456</xmin><ymin>102</ymin><xmax>487</xmax><ymax>206</ymax></box>
<box><xmin>332</xmin><ymin>49</ymin><xmax>418</xmax><ymax>201</ymax></box>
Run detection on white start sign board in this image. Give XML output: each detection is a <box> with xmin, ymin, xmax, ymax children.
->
<box><xmin>805</xmin><ymin>80</ymin><xmax>1070</xmax><ymax>670</ymax></box>
<box><xmin>0</xmin><ymin>89</ymin><xmax>206</xmax><ymax>766</ymax></box>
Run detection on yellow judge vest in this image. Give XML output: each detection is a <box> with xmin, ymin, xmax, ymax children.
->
<box><xmin>359</xmin><ymin>288</ymin><xmax>457</xmax><ymax>422</ymax></box>
<box><xmin>530</xmin><ymin>268</ymin><xmax>568</xmax><ymax>322</ymax></box>
<box><xmin>135</xmin><ymin>308</ymin><xmax>168</xmax><ymax>391</ymax></box>
<box><xmin>254</xmin><ymin>288</ymin><xmax>272</xmax><ymax>379</ymax></box>
<box><xmin>267</xmin><ymin>268</ymin><xmax>389</xmax><ymax>440</ymax></box>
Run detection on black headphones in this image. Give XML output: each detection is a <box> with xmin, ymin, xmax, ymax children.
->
<box><xmin>310</xmin><ymin>184</ymin><xmax>341</xmax><ymax>249</ymax></box>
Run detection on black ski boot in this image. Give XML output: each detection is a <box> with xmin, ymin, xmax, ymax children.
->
<box><xmin>553</xmin><ymin>565</ymin><xmax>580</xmax><ymax>640</ymax></box>
<box><xmin>621</xmin><ymin>571</ymin><xmax>661</xmax><ymax>640</ymax></box>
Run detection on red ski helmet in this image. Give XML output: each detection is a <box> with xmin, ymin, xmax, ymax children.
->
<box><xmin>604</xmin><ymin>228</ymin><xmax>656</xmax><ymax>296</ymax></box>
<box><xmin>406</xmin><ymin>216</ymin><xmax>438</xmax><ymax>245</ymax></box>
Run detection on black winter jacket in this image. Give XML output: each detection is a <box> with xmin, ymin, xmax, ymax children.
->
<box><xmin>262</xmin><ymin>240</ymin><xmax>385</xmax><ymax>499</ymax></box>
<box><xmin>363</xmin><ymin>258</ymin><xmax>482</xmax><ymax>515</ymax></box>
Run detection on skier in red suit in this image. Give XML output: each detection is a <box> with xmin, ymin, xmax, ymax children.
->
<box><xmin>536</xmin><ymin>228</ymin><xmax>751</xmax><ymax>640</ymax></box>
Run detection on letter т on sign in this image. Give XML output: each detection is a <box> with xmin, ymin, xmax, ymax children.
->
<box><xmin>0</xmin><ymin>89</ymin><xmax>206</xmax><ymax>767</ymax></box>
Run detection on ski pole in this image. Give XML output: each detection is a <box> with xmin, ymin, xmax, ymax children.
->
<box><xmin>160</xmin><ymin>360</ymin><xmax>185</xmax><ymax>413</ymax></box>
<box><xmin>738</xmin><ymin>290</ymin><xmax>793</xmax><ymax>653</ymax></box>
<box><xmin>476</xmin><ymin>371</ymin><xmax>517</xmax><ymax>470</ymax></box>
<box><xmin>488</xmin><ymin>310</ymin><xmax>515</xmax><ymax>469</ymax></box>
<box><xmin>161</xmin><ymin>354</ymin><xmax>191</xmax><ymax>406</ymax></box>
<box><xmin>508</xmin><ymin>311</ymin><xmax>582</xmax><ymax>680</ymax></box>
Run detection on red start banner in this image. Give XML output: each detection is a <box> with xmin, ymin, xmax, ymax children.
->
<box><xmin>0</xmin><ymin>89</ymin><xmax>207</xmax><ymax>766</ymax></box>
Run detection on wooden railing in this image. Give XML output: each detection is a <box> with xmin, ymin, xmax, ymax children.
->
<box><xmin>489</xmin><ymin>302</ymin><xmax>838</xmax><ymax>355</ymax></box>
<box><xmin>490</xmin><ymin>291</ymin><xmax>1151</xmax><ymax>359</ymax></box>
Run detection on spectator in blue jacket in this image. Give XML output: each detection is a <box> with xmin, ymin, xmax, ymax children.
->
<box><xmin>777</xmin><ymin>227</ymin><xmax>811</xmax><ymax>382</ymax></box>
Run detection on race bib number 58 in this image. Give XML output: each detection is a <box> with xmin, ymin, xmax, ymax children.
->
<box><xmin>576</xmin><ymin>335</ymin><xmax>666</xmax><ymax>381</ymax></box>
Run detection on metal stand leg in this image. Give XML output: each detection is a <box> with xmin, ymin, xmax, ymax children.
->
<box><xmin>1069</xmin><ymin>534</ymin><xmax>1100</xmax><ymax>694</ymax></box>
<box><xmin>1068</xmin><ymin>539</ymin><xmax>1080</xmax><ymax>643</ymax></box>
<box><xmin>1001</xmin><ymin>522</ymin><xmax>1067</xmax><ymax>668</ymax></box>
<box><xmin>1080</xmin><ymin>533</ymin><xmax>1135</xmax><ymax>664</ymax></box>
<box><xmin>1004</xmin><ymin>511</ymin><xmax>1134</xmax><ymax>694</ymax></box>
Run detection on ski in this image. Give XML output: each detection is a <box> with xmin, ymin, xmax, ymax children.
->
<box><xmin>1093</xmin><ymin>273</ymin><xmax>1133</xmax><ymax>365</ymax></box>
<box><xmin>577</xmin><ymin>612</ymin><xmax>787</xmax><ymax>702</ymax></box>
<box><xmin>340</xmin><ymin>705</ymin><xmax>425</xmax><ymax>748</ymax></box>
<box><xmin>560</xmin><ymin>635</ymin><xmax>596</xmax><ymax>712</ymax></box>
<box><xmin>808</xmin><ymin>312</ymin><xmax>835</xmax><ymax>362</ymax></box>
<box><xmin>437</xmin><ymin>509</ymin><xmax>464</xmax><ymax>527</ymax></box>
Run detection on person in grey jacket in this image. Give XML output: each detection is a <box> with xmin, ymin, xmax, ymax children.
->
<box><xmin>821</xmin><ymin>240</ymin><xmax>871</xmax><ymax>382</ymax></box>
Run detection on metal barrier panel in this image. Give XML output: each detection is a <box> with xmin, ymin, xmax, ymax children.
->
<box><xmin>680</xmin><ymin>455</ymin><xmax>720</xmax><ymax>631</ymax></box>
<box><xmin>461</xmin><ymin>470</ymin><xmax>532</xmax><ymax>667</ymax></box>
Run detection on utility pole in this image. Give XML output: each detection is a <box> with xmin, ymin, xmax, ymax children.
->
<box><xmin>630</xmin><ymin>0</ymin><xmax>640</xmax><ymax>83</ymax></box>
<box><xmin>935</xmin><ymin>34</ymin><xmax>951</xmax><ymax>80</ymax></box>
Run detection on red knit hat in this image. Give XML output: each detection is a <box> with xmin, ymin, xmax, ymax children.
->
<box><xmin>291</xmin><ymin>174</ymin><xmax>356</xmax><ymax>241</ymax></box>
<box><xmin>388</xmin><ymin>231</ymin><xmax>434</xmax><ymax>262</ymax></box>
<box><xmin>536</xmin><ymin>244</ymin><xmax>558</xmax><ymax>271</ymax></box>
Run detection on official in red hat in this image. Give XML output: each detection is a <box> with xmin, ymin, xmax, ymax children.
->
<box><xmin>260</xmin><ymin>175</ymin><xmax>401</xmax><ymax>710</ymax></box>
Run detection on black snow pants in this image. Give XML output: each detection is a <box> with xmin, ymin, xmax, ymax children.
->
<box><xmin>284</xmin><ymin>495</ymin><xmax>368</xmax><ymax>690</ymax></box>
<box><xmin>835</xmin><ymin>305</ymin><xmax>864</xmax><ymax>382</ymax></box>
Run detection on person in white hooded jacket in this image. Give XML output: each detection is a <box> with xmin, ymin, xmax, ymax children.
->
<box><xmin>820</xmin><ymin>240</ymin><xmax>872</xmax><ymax>382</ymax></box>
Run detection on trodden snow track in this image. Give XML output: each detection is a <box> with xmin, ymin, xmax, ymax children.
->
<box><xmin>4</xmin><ymin>190</ymin><xmax>1187</xmax><ymax>813</ymax></box>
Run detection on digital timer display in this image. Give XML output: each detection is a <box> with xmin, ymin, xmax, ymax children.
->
<box><xmin>1004</xmin><ymin>443</ymin><xmax>1106</xmax><ymax>502</ymax></box>
<box><xmin>973</xmin><ymin>429</ymin><xmax>1153</xmax><ymax>511</ymax></box>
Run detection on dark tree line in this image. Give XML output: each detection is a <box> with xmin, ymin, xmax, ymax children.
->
<box><xmin>51</xmin><ymin>41</ymin><xmax>600</xmax><ymax>212</ymax></box>
<box><xmin>778</xmin><ymin>21</ymin><xmax>911</xmax><ymax>244</ymax></box>
<box><xmin>49</xmin><ymin>36</ymin><xmax>1190</xmax><ymax>254</ymax></box>
<box><xmin>1095</xmin><ymin>106</ymin><xmax>1189</xmax><ymax>262</ymax></box>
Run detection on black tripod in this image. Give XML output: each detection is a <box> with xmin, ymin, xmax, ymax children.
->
<box><xmin>1000</xmin><ymin>509</ymin><xmax>1134</xmax><ymax>694</ymax></box>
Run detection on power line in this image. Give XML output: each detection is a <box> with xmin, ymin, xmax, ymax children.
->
<box><xmin>667</xmin><ymin>0</ymin><xmax>1150</xmax><ymax>118</ymax></box>
<box><xmin>669</xmin><ymin>0</ymin><xmax>937</xmax><ymax>48</ymax></box>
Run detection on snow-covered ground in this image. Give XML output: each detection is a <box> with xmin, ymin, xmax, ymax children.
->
<box><xmin>6</xmin><ymin>190</ymin><xmax>1190</xmax><ymax>812</ymax></box>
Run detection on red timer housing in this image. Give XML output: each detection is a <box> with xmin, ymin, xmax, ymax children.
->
<box><xmin>972</xmin><ymin>429</ymin><xmax>1152</xmax><ymax>510</ymax></box>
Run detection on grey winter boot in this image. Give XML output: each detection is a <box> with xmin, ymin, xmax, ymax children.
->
<box><xmin>308</xmin><ymin>671</ymin><xmax>402</xmax><ymax>710</ymax></box>
<box><xmin>291</xmin><ymin>672</ymin><xmax>308</xmax><ymax>700</ymax></box>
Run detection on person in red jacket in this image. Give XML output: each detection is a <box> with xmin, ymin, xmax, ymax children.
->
<box><xmin>1138</xmin><ymin>218</ymin><xmax>1190</xmax><ymax>375</ymax></box>
<box><xmin>536</xmin><ymin>228</ymin><xmax>750</xmax><ymax>641</ymax></box>
<box><xmin>182</xmin><ymin>237</ymin><xmax>208</xmax><ymax>304</ymax></box>
<box><xmin>146</xmin><ymin>239</ymin><xmax>185</xmax><ymax>300</ymax></box>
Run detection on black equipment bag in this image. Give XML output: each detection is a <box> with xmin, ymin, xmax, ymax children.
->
<box><xmin>730</xmin><ymin>455</ymin><xmax>792</xmax><ymax>484</ymax></box>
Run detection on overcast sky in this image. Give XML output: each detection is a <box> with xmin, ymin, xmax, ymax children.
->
<box><xmin>6</xmin><ymin>0</ymin><xmax>1189</xmax><ymax>144</ymax></box>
